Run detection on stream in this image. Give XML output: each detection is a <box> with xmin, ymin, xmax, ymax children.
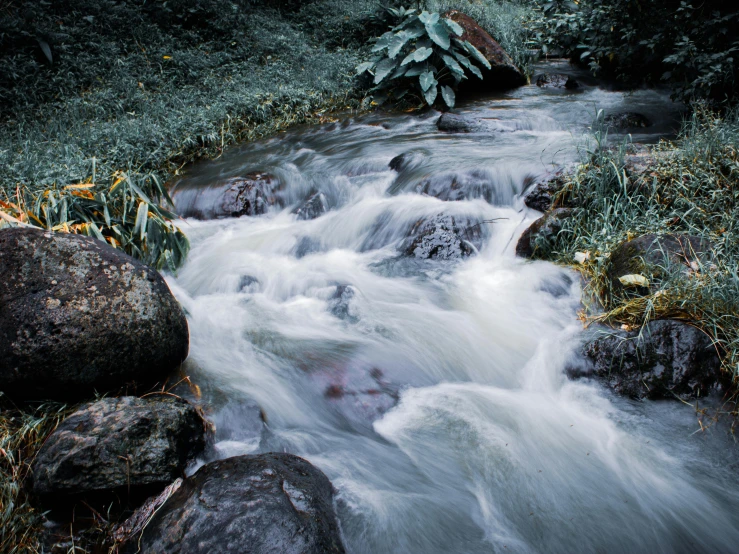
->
<box><xmin>167</xmin><ymin>62</ymin><xmax>739</xmax><ymax>554</ymax></box>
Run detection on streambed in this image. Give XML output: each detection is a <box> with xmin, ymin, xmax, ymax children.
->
<box><xmin>167</xmin><ymin>62</ymin><xmax>739</xmax><ymax>554</ymax></box>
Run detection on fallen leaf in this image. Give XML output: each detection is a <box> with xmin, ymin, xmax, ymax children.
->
<box><xmin>619</xmin><ymin>274</ymin><xmax>650</xmax><ymax>287</ymax></box>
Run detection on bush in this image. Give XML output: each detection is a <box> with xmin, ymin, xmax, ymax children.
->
<box><xmin>357</xmin><ymin>7</ymin><xmax>492</xmax><ymax>108</ymax></box>
<box><xmin>529</xmin><ymin>0</ymin><xmax>739</xmax><ymax>105</ymax></box>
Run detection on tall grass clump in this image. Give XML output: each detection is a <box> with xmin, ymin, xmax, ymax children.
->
<box><xmin>533</xmin><ymin>107</ymin><xmax>739</xmax><ymax>383</ymax></box>
<box><xmin>0</xmin><ymin>401</ymin><xmax>69</xmax><ymax>554</ymax></box>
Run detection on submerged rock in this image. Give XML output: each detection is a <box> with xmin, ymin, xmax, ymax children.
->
<box><xmin>606</xmin><ymin>234</ymin><xmax>713</xmax><ymax>297</ymax></box>
<box><xmin>32</xmin><ymin>397</ymin><xmax>207</xmax><ymax>498</ymax></box>
<box><xmin>516</xmin><ymin>208</ymin><xmax>572</xmax><ymax>259</ymax></box>
<box><xmin>175</xmin><ymin>173</ymin><xmax>283</xmax><ymax>219</ymax></box>
<box><xmin>401</xmin><ymin>213</ymin><xmax>485</xmax><ymax>260</ymax></box>
<box><xmin>389</xmin><ymin>150</ymin><xmax>430</xmax><ymax>172</ymax></box>
<box><xmin>573</xmin><ymin>320</ymin><xmax>723</xmax><ymax>400</ymax></box>
<box><xmin>604</xmin><ymin>112</ymin><xmax>651</xmax><ymax>130</ymax></box>
<box><xmin>122</xmin><ymin>453</ymin><xmax>346</xmax><ymax>554</ymax></box>
<box><xmin>0</xmin><ymin>228</ymin><xmax>189</xmax><ymax>400</ymax></box>
<box><xmin>443</xmin><ymin>10</ymin><xmax>527</xmax><ymax>90</ymax></box>
<box><xmin>293</xmin><ymin>189</ymin><xmax>328</xmax><ymax>220</ymax></box>
<box><xmin>415</xmin><ymin>170</ymin><xmax>497</xmax><ymax>202</ymax></box>
<box><xmin>328</xmin><ymin>284</ymin><xmax>358</xmax><ymax>322</ymax></box>
<box><xmin>535</xmin><ymin>73</ymin><xmax>579</xmax><ymax>89</ymax></box>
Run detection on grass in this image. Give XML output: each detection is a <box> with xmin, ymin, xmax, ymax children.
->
<box><xmin>0</xmin><ymin>400</ymin><xmax>70</xmax><ymax>554</ymax></box>
<box><xmin>530</xmin><ymin>107</ymin><xmax>739</xmax><ymax>393</ymax></box>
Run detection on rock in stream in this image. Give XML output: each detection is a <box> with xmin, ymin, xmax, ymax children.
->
<box><xmin>122</xmin><ymin>453</ymin><xmax>346</xmax><ymax>554</ymax></box>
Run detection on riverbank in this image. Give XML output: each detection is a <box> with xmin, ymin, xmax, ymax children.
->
<box><xmin>525</xmin><ymin>107</ymin><xmax>739</xmax><ymax>414</ymax></box>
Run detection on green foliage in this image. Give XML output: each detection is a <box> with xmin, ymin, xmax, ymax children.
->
<box><xmin>528</xmin><ymin>0</ymin><xmax>739</xmax><ymax>105</ymax></box>
<box><xmin>534</xmin><ymin>108</ymin><xmax>739</xmax><ymax>381</ymax></box>
<box><xmin>358</xmin><ymin>8</ymin><xmax>491</xmax><ymax>108</ymax></box>
<box><xmin>1</xmin><ymin>171</ymin><xmax>189</xmax><ymax>272</ymax></box>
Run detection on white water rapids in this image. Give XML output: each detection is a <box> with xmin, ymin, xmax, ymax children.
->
<box><xmin>167</xmin><ymin>63</ymin><xmax>739</xmax><ymax>553</ymax></box>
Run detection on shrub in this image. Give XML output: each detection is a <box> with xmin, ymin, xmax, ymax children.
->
<box><xmin>357</xmin><ymin>7</ymin><xmax>492</xmax><ymax>108</ymax></box>
<box><xmin>529</xmin><ymin>0</ymin><xmax>739</xmax><ymax>105</ymax></box>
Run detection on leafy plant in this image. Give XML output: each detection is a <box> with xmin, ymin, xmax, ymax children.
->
<box><xmin>357</xmin><ymin>8</ymin><xmax>491</xmax><ymax>109</ymax></box>
<box><xmin>0</xmin><ymin>171</ymin><xmax>189</xmax><ymax>272</ymax></box>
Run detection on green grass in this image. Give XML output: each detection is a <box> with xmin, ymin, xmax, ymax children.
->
<box><xmin>531</xmin><ymin>107</ymin><xmax>739</xmax><ymax>391</ymax></box>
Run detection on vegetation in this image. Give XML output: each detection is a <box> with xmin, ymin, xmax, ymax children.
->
<box><xmin>357</xmin><ymin>7</ymin><xmax>493</xmax><ymax>109</ymax></box>
<box><xmin>0</xmin><ymin>401</ymin><xmax>69</xmax><ymax>554</ymax></box>
<box><xmin>530</xmin><ymin>108</ymin><xmax>739</xmax><ymax>389</ymax></box>
<box><xmin>529</xmin><ymin>0</ymin><xmax>739</xmax><ymax>105</ymax></box>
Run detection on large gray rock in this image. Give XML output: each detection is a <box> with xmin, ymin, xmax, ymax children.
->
<box><xmin>0</xmin><ymin>228</ymin><xmax>189</xmax><ymax>400</ymax></box>
<box><xmin>603</xmin><ymin>112</ymin><xmax>651</xmax><ymax>130</ymax></box>
<box><xmin>516</xmin><ymin>208</ymin><xmax>572</xmax><ymax>259</ymax></box>
<box><xmin>535</xmin><ymin>73</ymin><xmax>579</xmax><ymax>89</ymax></box>
<box><xmin>401</xmin><ymin>213</ymin><xmax>486</xmax><ymax>260</ymax></box>
<box><xmin>122</xmin><ymin>453</ymin><xmax>346</xmax><ymax>554</ymax></box>
<box><xmin>32</xmin><ymin>397</ymin><xmax>207</xmax><ymax>497</ymax></box>
<box><xmin>443</xmin><ymin>10</ymin><xmax>527</xmax><ymax>91</ymax></box>
<box><xmin>574</xmin><ymin>320</ymin><xmax>723</xmax><ymax>400</ymax></box>
<box><xmin>606</xmin><ymin>234</ymin><xmax>712</xmax><ymax>298</ymax></box>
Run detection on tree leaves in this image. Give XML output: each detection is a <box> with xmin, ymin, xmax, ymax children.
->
<box><xmin>424</xmin><ymin>84</ymin><xmax>438</xmax><ymax>106</ymax></box>
<box><xmin>425</xmin><ymin>21</ymin><xmax>450</xmax><ymax>50</ymax></box>
<box><xmin>401</xmin><ymin>47</ymin><xmax>432</xmax><ymax>66</ymax></box>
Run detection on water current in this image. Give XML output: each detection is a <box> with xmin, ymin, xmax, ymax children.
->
<box><xmin>167</xmin><ymin>62</ymin><xmax>739</xmax><ymax>553</ymax></box>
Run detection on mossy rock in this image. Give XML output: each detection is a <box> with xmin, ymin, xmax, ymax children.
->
<box><xmin>516</xmin><ymin>208</ymin><xmax>572</xmax><ymax>259</ymax></box>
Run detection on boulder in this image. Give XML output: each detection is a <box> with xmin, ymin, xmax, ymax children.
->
<box><xmin>535</xmin><ymin>73</ymin><xmax>579</xmax><ymax>89</ymax></box>
<box><xmin>522</xmin><ymin>173</ymin><xmax>567</xmax><ymax>212</ymax></box>
<box><xmin>293</xmin><ymin>190</ymin><xmax>328</xmax><ymax>220</ymax></box>
<box><xmin>401</xmin><ymin>213</ymin><xmax>486</xmax><ymax>260</ymax></box>
<box><xmin>606</xmin><ymin>234</ymin><xmax>712</xmax><ymax>298</ymax></box>
<box><xmin>0</xmin><ymin>228</ymin><xmax>189</xmax><ymax>400</ymax></box>
<box><xmin>328</xmin><ymin>284</ymin><xmax>358</xmax><ymax>322</ymax></box>
<box><xmin>32</xmin><ymin>397</ymin><xmax>208</xmax><ymax>498</ymax></box>
<box><xmin>122</xmin><ymin>453</ymin><xmax>346</xmax><ymax>554</ymax></box>
<box><xmin>443</xmin><ymin>10</ymin><xmax>527</xmax><ymax>90</ymax></box>
<box><xmin>515</xmin><ymin>208</ymin><xmax>572</xmax><ymax>258</ymax></box>
<box><xmin>604</xmin><ymin>112</ymin><xmax>651</xmax><ymax>130</ymax></box>
<box><xmin>174</xmin><ymin>173</ymin><xmax>283</xmax><ymax>219</ymax></box>
<box><xmin>574</xmin><ymin>320</ymin><xmax>723</xmax><ymax>400</ymax></box>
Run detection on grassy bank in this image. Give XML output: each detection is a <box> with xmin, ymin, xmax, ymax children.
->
<box><xmin>530</xmin><ymin>109</ymin><xmax>739</xmax><ymax>407</ymax></box>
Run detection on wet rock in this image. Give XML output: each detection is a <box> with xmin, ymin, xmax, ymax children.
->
<box><xmin>516</xmin><ymin>208</ymin><xmax>572</xmax><ymax>259</ymax></box>
<box><xmin>574</xmin><ymin>320</ymin><xmax>723</xmax><ymax>400</ymax></box>
<box><xmin>604</xmin><ymin>112</ymin><xmax>651</xmax><ymax>130</ymax></box>
<box><xmin>606</xmin><ymin>234</ymin><xmax>713</xmax><ymax>297</ymax></box>
<box><xmin>437</xmin><ymin>113</ymin><xmax>485</xmax><ymax>133</ymax></box>
<box><xmin>535</xmin><ymin>73</ymin><xmax>579</xmax><ymax>89</ymax></box>
<box><xmin>443</xmin><ymin>10</ymin><xmax>527</xmax><ymax>91</ymax></box>
<box><xmin>293</xmin><ymin>189</ymin><xmax>328</xmax><ymax>220</ymax></box>
<box><xmin>389</xmin><ymin>149</ymin><xmax>429</xmax><ymax>172</ymax></box>
<box><xmin>238</xmin><ymin>275</ymin><xmax>260</xmax><ymax>292</ymax></box>
<box><xmin>328</xmin><ymin>284</ymin><xmax>358</xmax><ymax>322</ymax></box>
<box><xmin>294</xmin><ymin>236</ymin><xmax>322</xmax><ymax>258</ymax></box>
<box><xmin>0</xmin><ymin>228</ymin><xmax>189</xmax><ymax>400</ymax></box>
<box><xmin>175</xmin><ymin>173</ymin><xmax>283</xmax><ymax>219</ymax></box>
<box><xmin>122</xmin><ymin>453</ymin><xmax>346</xmax><ymax>554</ymax></box>
<box><xmin>415</xmin><ymin>171</ymin><xmax>496</xmax><ymax>202</ymax></box>
<box><xmin>401</xmin><ymin>213</ymin><xmax>485</xmax><ymax>260</ymax></box>
<box><xmin>32</xmin><ymin>397</ymin><xmax>207</xmax><ymax>498</ymax></box>
<box><xmin>522</xmin><ymin>172</ymin><xmax>568</xmax><ymax>212</ymax></box>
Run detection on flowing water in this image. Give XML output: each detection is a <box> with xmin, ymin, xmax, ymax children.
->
<box><xmin>167</xmin><ymin>63</ymin><xmax>739</xmax><ymax>553</ymax></box>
